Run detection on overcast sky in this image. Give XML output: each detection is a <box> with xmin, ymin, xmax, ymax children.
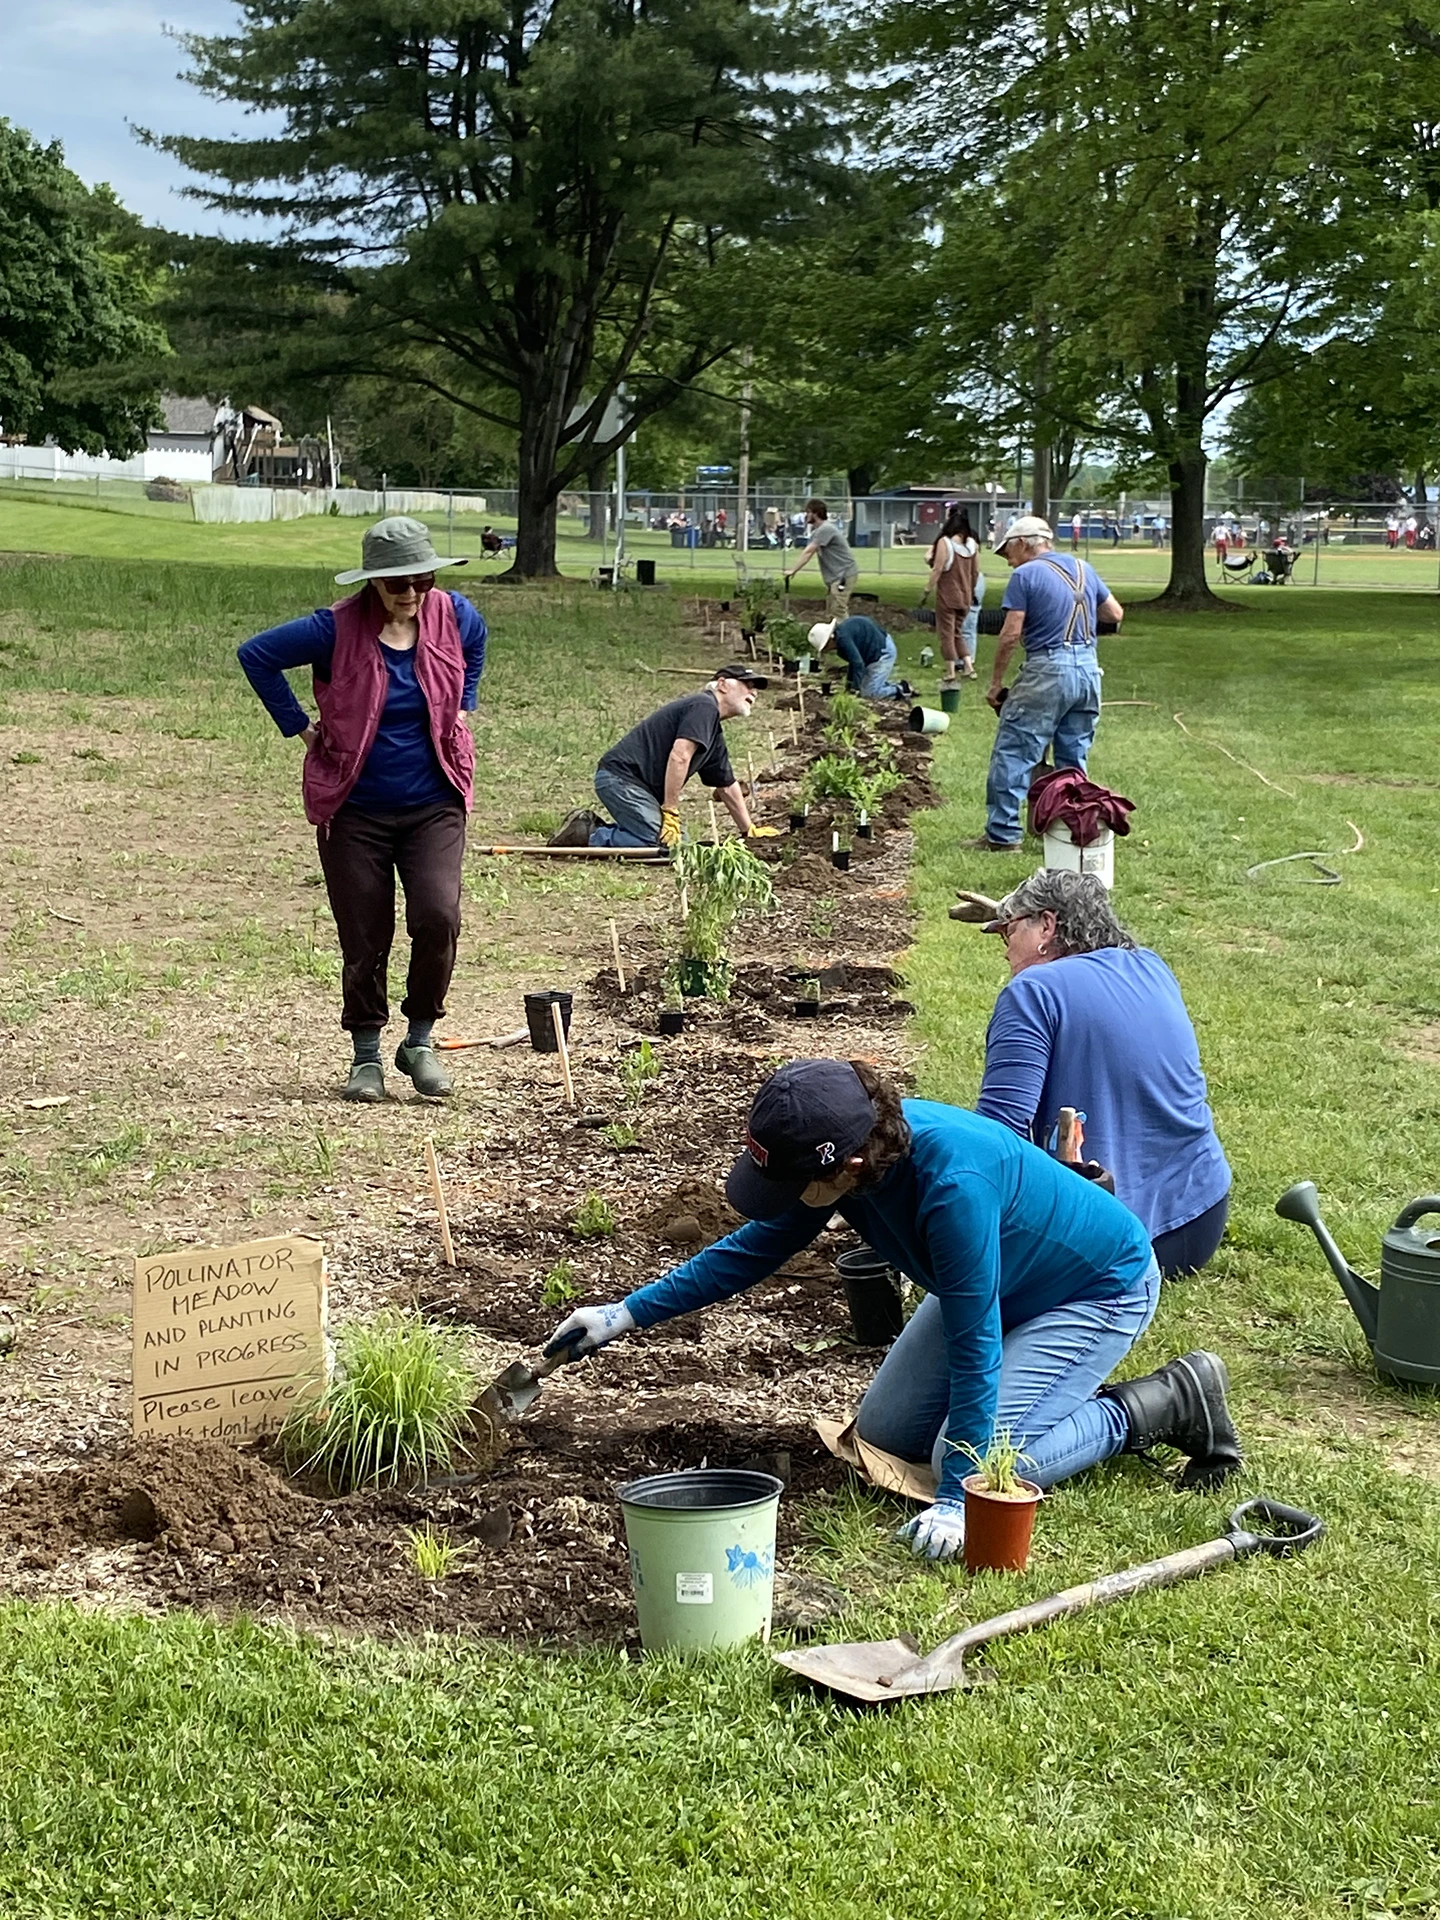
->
<box><xmin>0</xmin><ymin>0</ymin><xmax>267</xmax><ymax>232</ymax></box>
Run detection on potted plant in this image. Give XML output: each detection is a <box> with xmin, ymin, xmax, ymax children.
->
<box><xmin>792</xmin><ymin>974</ymin><xmax>822</xmax><ymax>1018</ymax></box>
<box><xmin>739</xmin><ymin>575</ymin><xmax>778</xmax><ymax>644</ymax></box>
<box><xmin>954</xmin><ymin>1432</ymin><xmax>1043</xmax><ymax>1573</ymax></box>
<box><xmin>672</xmin><ymin>838</ymin><xmax>774</xmax><ymax>1002</ymax></box>
<box><xmin>788</xmin><ymin>799</ymin><xmax>810</xmax><ymax>833</ymax></box>
<box><xmin>831</xmin><ymin>830</ymin><xmax>851</xmax><ymax>872</ymax></box>
<box><xmin>658</xmin><ymin>967</ymin><xmax>686</xmax><ymax>1035</ymax></box>
<box><xmin>765</xmin><ymin>613</ymin><xmax>811</xmax><ymax>675</ymax></box>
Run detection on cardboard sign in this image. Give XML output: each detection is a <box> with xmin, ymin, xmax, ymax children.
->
<box><xmin>132</xmin><ymin>1234</ymin><xmax>328</xmax><ymax>1441</ymax></box>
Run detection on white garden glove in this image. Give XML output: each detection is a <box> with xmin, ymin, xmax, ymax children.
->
<box><xmin>896</xmin><ymin>1500</ymin><xmax>967</xmax><ymax>1561</ymax></box>
<box><xmin>544</xmin><ymin>1302</ymin><xmax>636</xmax><ymax>1359</ymax></box>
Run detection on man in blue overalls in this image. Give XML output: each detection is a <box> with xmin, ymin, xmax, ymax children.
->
<box><xmin>965</xmin><ymin>515</ymin><xmax>1125</xmax><ymax>852</ymax></box>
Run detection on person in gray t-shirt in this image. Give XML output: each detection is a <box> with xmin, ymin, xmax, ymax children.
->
<box><xmin>786</xmin><ymin>498</ymin><xmax>859</xmax><ymax>619</ymax></box>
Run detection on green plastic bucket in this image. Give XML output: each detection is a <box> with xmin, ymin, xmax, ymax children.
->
<box><xmin>616</xmin><ymin>1468</ymin><xmax>783</xmax><ymax>1651</ymax></box>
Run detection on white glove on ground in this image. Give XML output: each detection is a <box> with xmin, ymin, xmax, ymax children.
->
<box><xmin>896</xmin><ymin>1500</ymin><xmax>967</xmax><ymax>1561</ymax></box>
<box><xmin>544</xmin><ymin>1302</ymin><xmax>636</xmax><ymax>1359</ymax></box>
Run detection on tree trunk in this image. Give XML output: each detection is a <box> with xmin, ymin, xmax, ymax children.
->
<box><xmin>507</xmin><ymin>397</ymin><xmax>564</xmax><ymax>578</ymax></box>
<box><xmin>1156</xmin><ymin>438</ymin><xmax>1221</xmax><ymax>607</ymax></box>
<box><xmin>1032</xmin><ymin>443</ymin><xmax>1052</xmax><ymax>529</ymax></box>
<box><xmin>847</xmin><ymin>464</ymin><xmax>872</xmax><ymax>545</ymax></box>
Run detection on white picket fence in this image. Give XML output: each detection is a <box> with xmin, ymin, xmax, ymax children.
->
<box><xmin>191</xmin><ymin>487</ymin><xmax>488</xmax><ymax>524</ymax></box>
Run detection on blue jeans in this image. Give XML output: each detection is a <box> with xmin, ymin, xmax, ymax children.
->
<box><xmin>859</xmin><ymin>635</ymin><xmax>901</xmax><ymax>700</ymax></box>
<box><xmin>590</xmin><ymin>767</ymin><xmax>662</xmax><ymax>848</ymax></box>
<box><xmin>984</xmin><ymin>645</ymin><xmax>1102</xmax><ymax>844</ymax></box>
<box><xmin>959</xmin><ymin>574</ymin><xmax>985</xmax><ymax>662</ymax></box>
<box><xmin>855</xmin><ymin>1256</ymin><xmax>1160</xmax><ymax>1496</ymax></box>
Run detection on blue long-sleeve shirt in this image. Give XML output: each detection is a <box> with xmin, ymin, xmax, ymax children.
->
<box><xmin>623</xmin><ymin>1102</ymin><xmax>1153</xmax><ymax>1502</ymax></box>
<box><xmin>831</xmin><ymin>616</ymin><xmax>892</xmax><ymax>692</ymax></box>
<box><xmin>976</xmin><ymin>947</ymin><xmax>1231</xmax><ymax>1240</ymax></box>
<box><xmin>237</xmin><ymin>594</ymin><xmax>487</xmax><ymax>812</ymax></box>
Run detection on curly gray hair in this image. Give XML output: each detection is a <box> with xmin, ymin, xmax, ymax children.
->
<box><xmin>987</xmin><ymin>870</ymin><xmax>1136</xmax><ymax>954</ymax></box>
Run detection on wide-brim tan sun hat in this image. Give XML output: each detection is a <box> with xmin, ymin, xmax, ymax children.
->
<box><xmin>334</xmin><ymin>515</ymin><xmax>470</xmax><ymax>585</ymax></box>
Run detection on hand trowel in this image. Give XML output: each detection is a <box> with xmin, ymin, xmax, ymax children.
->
<box><xmin>476</xmin><ymin>1328</ymin><xmax>585</xmax><ymax>1426</ymax></box>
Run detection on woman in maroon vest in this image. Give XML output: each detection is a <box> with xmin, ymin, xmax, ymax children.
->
<box><xmin>239</xmin><ymin>517</ymin><xmax>487</xmax><ymax>1102</ymax></box>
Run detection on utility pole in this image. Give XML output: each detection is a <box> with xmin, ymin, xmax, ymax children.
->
<box><xmin>736</xmin><ymin>348</ymin><xmax>753</xmax><ymax>558</ymax></box>
<box><xmin>612</xmin><ymin>385</ymin><xmax>627</xmax><ymax>592</ymax></box>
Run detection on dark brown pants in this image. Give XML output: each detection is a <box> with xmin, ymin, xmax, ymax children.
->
<box><xmin>317</xmin><ymin>802</ymin><xmax>465</xmax><ymax>1031</ymax></box>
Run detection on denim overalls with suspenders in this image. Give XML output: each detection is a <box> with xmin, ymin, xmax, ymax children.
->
<box><xmin>1035</xmin><ymin>553</ymin><xmax>1097</xmax><ymax>649</ymax></box>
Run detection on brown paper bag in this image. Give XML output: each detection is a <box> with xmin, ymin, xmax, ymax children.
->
<box><xmin>815</xmin><ymin>1416</ymin><xmax>936</xmax><ymax>1504</ymax></box>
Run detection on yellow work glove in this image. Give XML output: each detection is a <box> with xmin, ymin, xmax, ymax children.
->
<box><xmin>659</xmin><ymin>808</ymin><xmax>681</xmax><ymax>848</ymax></box>
<box><xmin>747</xmin><ymin>825</ymin><xmax>782</xmax><ymax>838</ymax></box>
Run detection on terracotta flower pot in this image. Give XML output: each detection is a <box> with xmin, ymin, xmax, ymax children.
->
<box><xmin>962</xmin><ymin>1472</ymin><xmax>1043</xmax><ymax>1574</ymax></box>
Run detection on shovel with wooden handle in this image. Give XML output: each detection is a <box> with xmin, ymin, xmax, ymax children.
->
<box><xmin>773</xmin><ymin>1498</ymin><xmax>1324</xmax><ymax>1704</ymax></box>
<box><xmin>475</xmin><ymin>1328</ymin><xmax>586</xmax><ymax>1426</ymax></box>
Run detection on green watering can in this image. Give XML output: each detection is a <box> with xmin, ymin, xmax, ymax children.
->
<box><xmin>1276</xmin><ymin>1182</ymin><xmax>1440</xmax><ymax>1385</ymax></box>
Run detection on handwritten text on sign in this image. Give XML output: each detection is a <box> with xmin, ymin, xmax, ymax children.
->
<box><xmin>132</xmin><ymin>1235</ymin><xmax>328</xmax><ymax>1441</ymax></box>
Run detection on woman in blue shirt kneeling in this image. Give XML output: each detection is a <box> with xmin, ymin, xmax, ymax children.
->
<box><xmin>975</xmin><ymin>871</ymin><xmax>1231</xmax><ymax>1277</ymax></box>
<box><xmin>544</xmin><ymin>1058</ymin><xmax>1241</xmax><ymax>1561</ymax></box>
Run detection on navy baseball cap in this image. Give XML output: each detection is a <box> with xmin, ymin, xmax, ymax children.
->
<box><xmin>725</xmin><ymin>1060</ymin><xmax>877</xmax><ymax>1220</ymax></box>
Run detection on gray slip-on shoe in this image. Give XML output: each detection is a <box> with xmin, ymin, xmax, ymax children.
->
<box><xmin>395</xmin><ymin>1042</ymin><xmax>453</xmax><ymax>1098</ymax></box>
<box><xmin>342</xmin><ymin>1061</ymin><xmax>387</xmax><ymax>1103</ymax></box>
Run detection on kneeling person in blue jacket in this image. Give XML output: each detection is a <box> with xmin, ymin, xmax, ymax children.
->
<box><xmin>810</xmin><ymin>617</ymin><xmax>907</xmax><ymax>700</ymax></box>
<box><xmin>546</xmin><ymin>1058</ymin><xmax>1241</xmax><ymax>1560</ymax></box>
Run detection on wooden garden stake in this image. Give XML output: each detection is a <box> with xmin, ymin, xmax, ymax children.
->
<box><xmin>797</xmin><ymin>680</ymin><xmax>806</xmax><ymax>723</ymax></box>
<box><xmin>709</xmin><ymin>797</ymin><xmax>721</xmax><ymax>842</ymax></box>
<box><xmin>767</xmin><ymin>730</ymin><xmax>779</xmax><ymax>773</ymax></box>
<box><xmin>747</xmin><ymin>749</ymin><xmax>758</xmax><ymax>804</ymax></box>
<box><xmin>679</xmin><ymin>883</ymin><xmax>690</xmax><ymax>922</ymax></box>
<box><xmin>424</xmin><ymin>1138</ymin><xmax>456</xmax><ymax>1267</ymax></box>
<box><xmin>608</xmin><ymin>917</ymin><xmax>627</xmax><ymax>993</ymax></box>
<box><xmin>789</xmin><ymin>714</ymin><xmax>799</xmax><ymax>746</ymax></box>
<box><xmin>550</xmin><ymin>1001</ymin><xmax>575</xmax><ymax>1107</ymax></box>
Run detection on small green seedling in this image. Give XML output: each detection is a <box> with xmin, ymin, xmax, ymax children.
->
<box><xmin>540</xmin><ymin>1258</ymin><xmax>580</xmax><ymax>1306</ymax></box>
<box><xmin>406</xmin><ymin>1522</ymin><xmax>466</xmax><ymax>1579</ymax></box>
<box><xmin>951</xmin><ymin>1429</ymin><xmax>1034</xmax><ymax>1496</ymax></box>
<box><xmin>571</xmin><ymin>1191</ymin><xmax>617</xmax><ymax>1239</ymax></box>
<box><xmin>618</xmin><ymin>1038</ymin><xmax>661</xmax><ymax>1108</ymax></box>
<box><xmin>602</xmin><ymin>1121</ymin><xmax>640</xmax><ymax>1151</ymax></box>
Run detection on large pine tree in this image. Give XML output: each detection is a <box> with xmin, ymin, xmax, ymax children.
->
<box><xmin>157</xmin><ymin>0</ymin><xmax>827</xmax><ymax>575</ymax></box>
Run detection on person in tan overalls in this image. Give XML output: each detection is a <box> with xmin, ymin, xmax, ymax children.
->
<box><xmin>926</xmin><ymin>506</ymin><xmax>980</xmax><ymax>684</ymax></box>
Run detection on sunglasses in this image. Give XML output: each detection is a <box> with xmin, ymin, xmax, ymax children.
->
<box><xmin>378</xmin><ymin>573</ymin><xmax>435</xmax><ymax>594</ymax></box>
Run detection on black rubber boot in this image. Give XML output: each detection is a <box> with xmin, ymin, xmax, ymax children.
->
<box><xmin>548</xmin><ymin>807</ymin><xmax>600</xmax><ymax>848</ymax></box>
<box><xmin>1100</xmin><ymin>1350</ymin><xmax>1242</xmax><ymax>1491</ymax></box>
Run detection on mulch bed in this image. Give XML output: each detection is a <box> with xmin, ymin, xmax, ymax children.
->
<box><xmin>0</xmin><ymin>688</ymin><xmax>936</xmax><ymax>1645</ymax></box>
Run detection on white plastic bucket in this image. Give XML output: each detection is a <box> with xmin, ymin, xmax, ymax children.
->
<box><xmin>617</xmin><ymin>1469</ymin><xmax>783</xmax><ymax>1651</ymax></box>
<box><xmin>908</xmin><ymin>706</ymin><xmax>951</xmax><ymax>735</ymax></box>
<box><xmin>1042</xmin><ymin>826</ymin><xmax>1114</xmax><ymax>888</ymax></box>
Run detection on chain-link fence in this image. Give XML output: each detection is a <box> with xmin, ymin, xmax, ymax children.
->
<box><xmin>4</xmin><ymin>463</ymin><xmax>1438</xmax><ymax>589</ymax></box>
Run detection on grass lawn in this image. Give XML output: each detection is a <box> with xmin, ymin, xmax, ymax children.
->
<box><xmin>0</xmin><ymin>546</ymin><xmax>1437</xmax><ymax>1918</ymax></box>
<box><xmin>7</xmin><ymin>491</ymin><xmax>1440</xmax><ymax>597</ymax></box>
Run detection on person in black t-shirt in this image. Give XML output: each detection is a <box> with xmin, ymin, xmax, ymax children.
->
<box><xmin>549</xmin><ymin>665</ymin><xmax>770</xmax><ymax>848</ymax></box>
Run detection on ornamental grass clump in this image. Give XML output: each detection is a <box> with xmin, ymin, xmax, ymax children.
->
<box><xmin>279</xmin><ymin>1311</ymin><xmax>475</xmax><ymax>1492</ymax></box>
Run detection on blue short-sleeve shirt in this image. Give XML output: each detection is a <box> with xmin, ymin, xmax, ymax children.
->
<box><xmin>1000</xmin><ymin>553</ymin><xmax>1109</xmax><ymax>653</ymax></box>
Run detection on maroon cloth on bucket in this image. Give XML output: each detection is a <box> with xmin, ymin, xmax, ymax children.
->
<box><xmin>1027</xmin><ymin>765</ymin><xmax>1135</xmax><ymax>846</ymax></box>
<box><xmin>302</xmin><ymin>588</ymin><xmax>474</xmax><ymax>827</ymax></box>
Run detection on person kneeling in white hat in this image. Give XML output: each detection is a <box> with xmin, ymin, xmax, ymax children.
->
<box><xmin>809</xmin><ymin>615</ymin><xmax>909</xmax><ymax>700</ymax></box>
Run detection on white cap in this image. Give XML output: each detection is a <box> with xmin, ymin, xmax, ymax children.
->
<box><xmin>992</xmin><ymin>514</ymin><xmax>1054</xmax><ymax>554</ymax></box>
<box><xmin>808</xmin><ymin>621</ymin><xmax>835</xmax><ymax>652</ymax></box>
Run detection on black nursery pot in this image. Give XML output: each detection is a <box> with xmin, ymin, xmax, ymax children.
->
<box><xmin>836</xmin><ymin>1248</ymin><xmax>905</xmax><ymax>1345</ymax></box>
<box><xmin>820</xmin><ymin>679</ymin><xmax>834</xmax><ymax>696</ymax></box>
<box><xmin>790</xmin><ymin>998</ymin><xmax>821</xmax><ymax>1019</ymax></box>
<box><xmin>524</xmin><ymin>990</ymin><xmax>573</xmax><ymax>1052</ymax></box>
<box><xmin>658</xmin><ymin>1009</ymin><xmax>685</xmax><ymax>1036</ymax></box>
<box><xmin>856</xmin><ymin>820</ymin><xmax>873</xmax><ymax>841</ymax></box>
<box><xmin>783</xmin><ymin>657</ymin><xmax>802</xmax><ymax>675</ymax></box>
<box><xmin>789</xmin><ymin>810</ymin><xmax>808</xmax><ymax>832</ymax></box>
<box><xmin>832</xmin><ymin>849</ymin><xmax>851</xmax><ymax>871</ymax></box>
